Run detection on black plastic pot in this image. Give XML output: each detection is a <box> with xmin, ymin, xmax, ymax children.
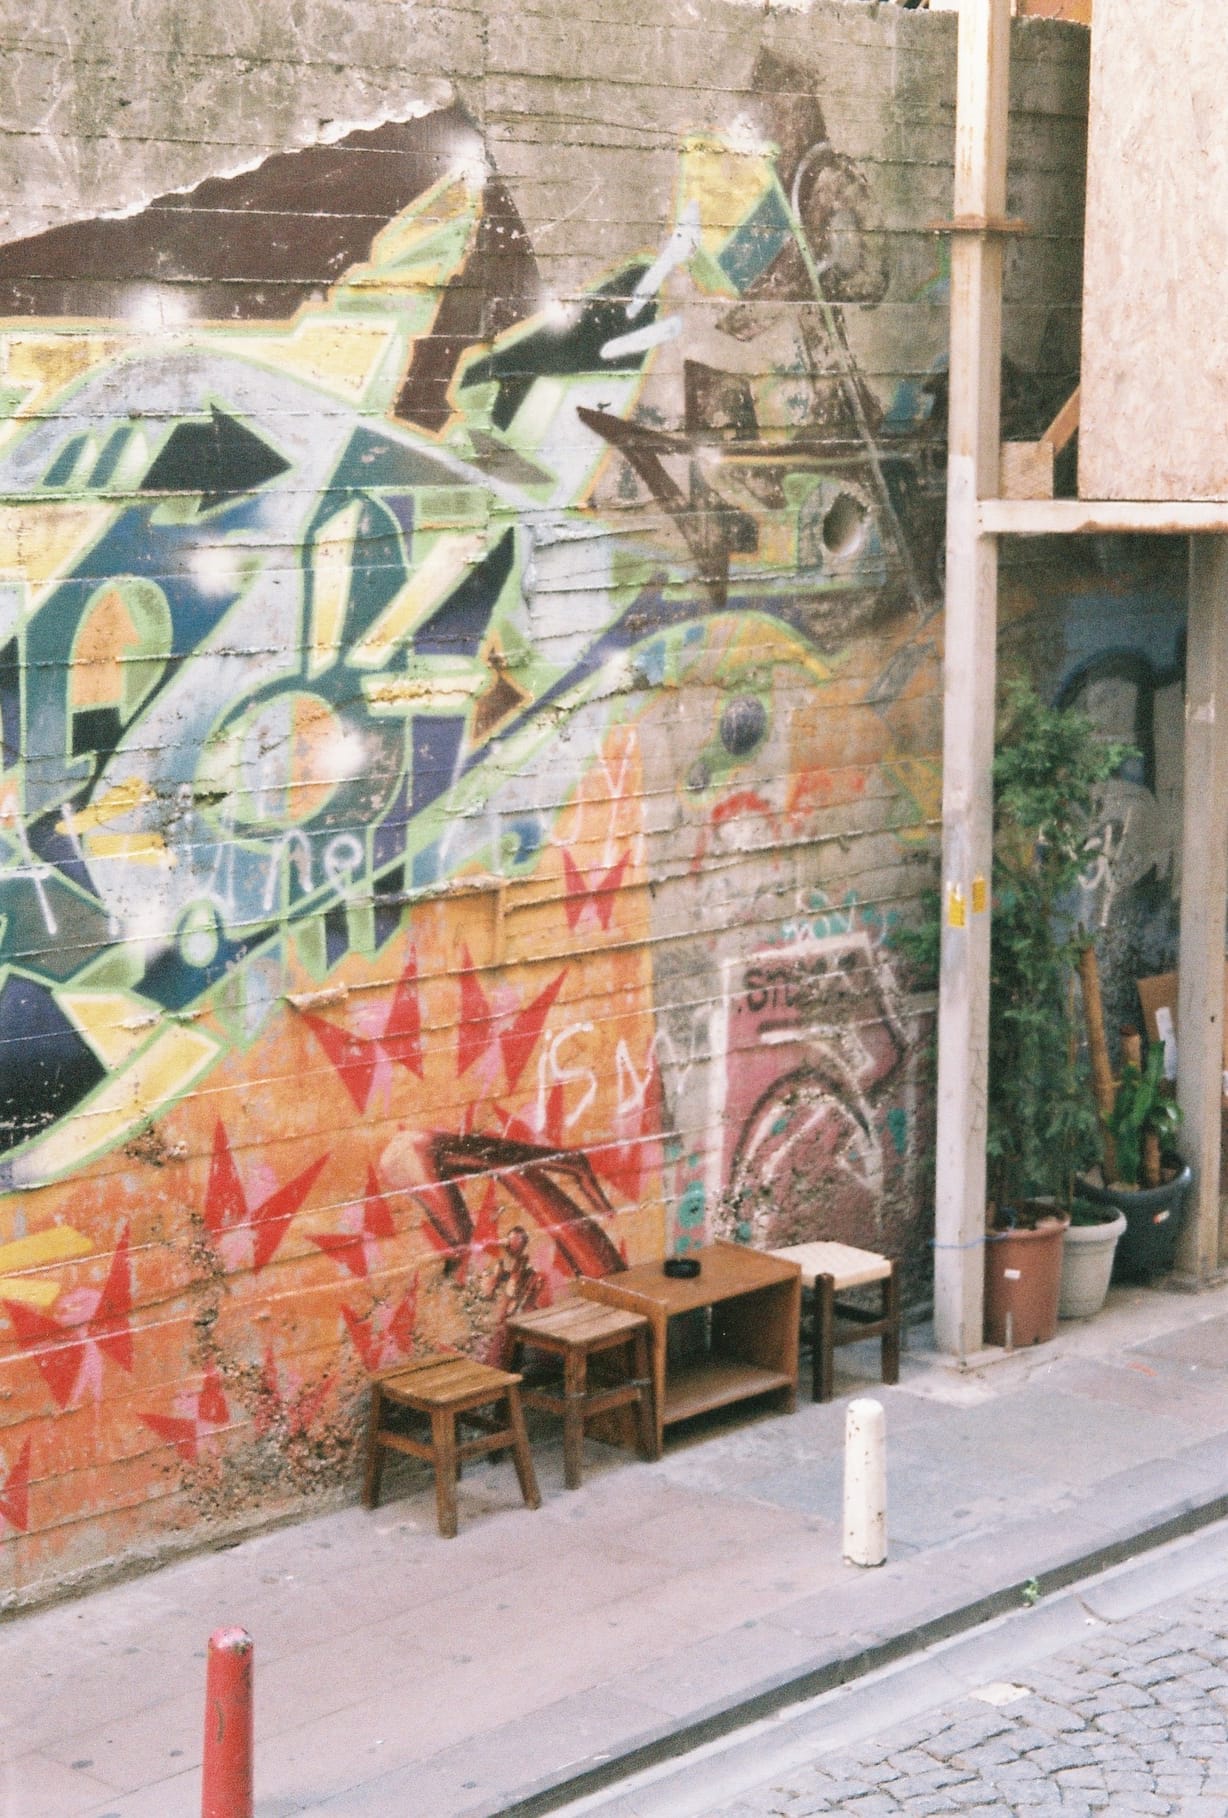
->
<box><xmin>1075</xmin><ymin>1159</ymin><xmax>1193</xmax><ymax>1283</ymax></box>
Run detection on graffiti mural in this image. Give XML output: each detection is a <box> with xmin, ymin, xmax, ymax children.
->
<box><xmin>0</xmin><ymin>64</ymin><xmax>945</xmax><ymax>1595</ymax></box>
<box><xmin>712</xmin><ymin>906</ymin><xmax>920</xmax><ymax>1252</ymax></box>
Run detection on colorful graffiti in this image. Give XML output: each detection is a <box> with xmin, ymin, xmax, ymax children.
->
<box><xmin>712</xmin><ymin>905</ymin><xmax>919</xmax><ymax>1252</ymax></box>
<box><xmin>0</xmin><ymin>68</ymin><xmax>943</xmax><ymax>1594</ymax></box>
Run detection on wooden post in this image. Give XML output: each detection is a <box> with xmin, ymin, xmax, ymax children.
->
<box><xmin>1078</xmin><ymin>943</ymin><xmax>1118</xmax><ymax>1181</ymax></box>
<box><xmin>933</xmin><ymin>0</ymin><xmax>1012</xmax><ymax>1357</ymax></box>
<box><xmin>1175</xmin><ymin>537</ymin><xmax>1228</xmax><ymax>1280</ymax></box>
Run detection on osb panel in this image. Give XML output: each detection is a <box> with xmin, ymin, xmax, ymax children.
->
<box><xmin>1080</xmin><ymin>0</ymin><xmax>1228</xmax><ymax>501</ymax></box>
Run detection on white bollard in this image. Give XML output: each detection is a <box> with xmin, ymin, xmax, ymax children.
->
<box><xmin>843</xmin><ymin>1397</ymin><xmax>887</xmax><ymax>1567</ymax></box>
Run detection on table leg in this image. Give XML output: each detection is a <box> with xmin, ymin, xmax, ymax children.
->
<box><xmin>631</xmin><ymin>1326</ymin><xmax>658</xmax><ymax>1460</ymax></box>
<box><xmin>649</xmin><ymin>1309</ymin><xmax>667</xmax><ymax>1455</ymax></box>
<box><xmin>814</xmin><ymin>1274</ymin><xmax>836</xmax><ymax>1403</ymax></box>
<box><xmin>362</xmin><ymin>1383</ymin><xmax>385</xmax><ymax>1510</ymax></box>
<box><xmin>883</xmin><ymin>1265</ymin><xmax>901</xmax><ymax>1385</ymax></box>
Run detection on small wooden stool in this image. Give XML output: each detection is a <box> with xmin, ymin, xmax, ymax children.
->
<box><xmin>768</xmin><ymin>1242</ymin><xmax>900</xmax><ymax>1403</ymax></box>
<box><xmin>362</xmin><ymin>1354</ymin><xmax>541</xmax><ymax>1538</ymax></box>
<box><xmin>507</xmin><ymin>1300</ymin><xmax>658</xmax><ymax>1488</ymax></box>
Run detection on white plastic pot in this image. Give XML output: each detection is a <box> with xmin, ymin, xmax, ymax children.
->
<box><xmin>1058</xmin><ymin>1208</ymin><xmax>1127</xmax><ymax>1319</ymax></box>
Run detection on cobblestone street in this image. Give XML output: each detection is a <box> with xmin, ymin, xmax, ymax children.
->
<box><xmin>708</xmin><ymin>1573</ymin><xmax>1228</xmax><ymax>1818</ymax></box>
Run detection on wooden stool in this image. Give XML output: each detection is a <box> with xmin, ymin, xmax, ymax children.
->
<box><xmin>362</xmin><ymin>1354</ymin><xmax>541</xmax><ymax>1538</ymax></box>
<box><xmin>768</xmin><ymin>1242</ymin><xmax>900</xmax><ymax>1403</ymax></box>
<box><xmin>507</xmin><ymin>1300</ymin><xmax>658</xmax><ymax>1488</ymax></box>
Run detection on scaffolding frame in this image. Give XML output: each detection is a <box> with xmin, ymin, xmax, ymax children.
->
<box><xmin>933</xmin><ymin>0</ymin><xmax>1228</xmax><ymax>1356</ymax></box>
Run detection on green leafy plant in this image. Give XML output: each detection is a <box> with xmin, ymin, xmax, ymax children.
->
<box><xmin>1107</xmin><ymin>1041</ymin><xmax>1182</xmax><ymax>1189</ymax></box>
<box><xmin>894</xmin><ymin>680</ymin><xmax>1135</xmax><ymax>1221</ymax></box>
<box><xmin>1068</xmin><ymin>1194</ymin><xmax>1120</xmax><ymax>1229</ymax></box>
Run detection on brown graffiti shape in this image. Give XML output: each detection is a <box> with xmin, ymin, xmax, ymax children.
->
<box><xmin>576</xmin><ymin>407</ymin><xmax>757</xmax><ymax>609</ymax></box>
<box><xmin>410</xmin><ymin>1132</ymin><xmax>625</xmax><ymax>1279</ymax></box>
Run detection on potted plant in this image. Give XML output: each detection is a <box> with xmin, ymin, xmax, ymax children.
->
<box><xmin>895</xmin><ymin>681</ymin><xmax>1132</xmax><ymax>1346</ymax></box>
<box><xmin>1058</xmin><ymin>1195</ymin><xmax>1127</xmax><ymax>1320</ymax></box>
<box><xmin>1077</xmin><ymin>1035</ymin><xmax>1191</xmax><ymax>1283</ymax></box>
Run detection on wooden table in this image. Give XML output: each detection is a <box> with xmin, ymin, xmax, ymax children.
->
<box><xmin>577</xmin><ymin>1241</ymin><xmax>801</xmax><ymax>1455</ymax></box>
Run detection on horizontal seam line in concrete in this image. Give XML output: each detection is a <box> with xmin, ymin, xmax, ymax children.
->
<box><xmin>484</xmin><ymin>1485</ymin><xmax>1228</xmax><ymax>1818</ymax></box>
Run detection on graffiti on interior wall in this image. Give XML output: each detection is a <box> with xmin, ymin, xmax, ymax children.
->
<box><xmin>0</xmin><ymin>63</ymin><xmax>943</xmax><ymax>1580</ymax></box>
<box><xmin>1060</xmin><ymin>654</ymin><xmax>1184</xmax><ymax>926</ymax></box>
<box><xmin>712</xmin><ymin>903</ymin><xmax>918</xmax><ymax>1251</ymax></box>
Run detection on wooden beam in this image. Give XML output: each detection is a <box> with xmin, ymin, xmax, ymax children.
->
<box><xmin>981</xmin><ymin>499</ymin><xmax>1228</xmax><ymax>536</ymax></box>
<box><xmin>933</xmin><ymin>0</ymin><xmax>1012</xmax><ymax>1359</ymax></box>
<box><xmin>999</xmin><ymin>442</ymin><xmax>1055</xmax><ymax>501</ymax></box>
<box><xmin>1176</xmin><ymin>536</ymin><xmax>1228</xmax><ymax>1281</ymax></box>
<box><xmin>1040</xmin><ymin>385</ymin><xmax>1080</xmax><ymax>457</ymax></box>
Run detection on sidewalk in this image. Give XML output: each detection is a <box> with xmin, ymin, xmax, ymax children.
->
<box><xmin>4</xmin><ymin>1277</ymin><xmax>1228</xmax><ymax>1818</ymax></box>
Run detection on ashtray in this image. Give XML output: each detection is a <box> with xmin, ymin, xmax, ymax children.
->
<box><xmin>663</xmin><ymin>1257</ymin><xmax>701</xmax><ymax>1279</ymax></box>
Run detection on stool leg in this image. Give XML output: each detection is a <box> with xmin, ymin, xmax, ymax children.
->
<box><xmin>431</xmin><ymin>1407</ymin><xmax>459</xmax><ymax>1539</ymax></box>
<box><xmin>631</xmin><ymin>1328</ymin><xmax>658</xmax><ymax>1461</ymax></box>
<box><xmin>814</xmin><ymin>1274</ymin><xmax>836</xmax><ymax>1402</ymax></box>
<box><xmin>362</xmin><ymin>1384</ymin><xmax>386</xmax><ymax>1510</ymax></box>
<box><xmin>562</xmin><ymin>1344</ymin><xmax>586</xmax><ymax>1490</ymax></box>
<box><xmin>505</xmin><ymin>1385</ymin><xmax>541</xmax><ymax>1511</ymax></box>
<box><xmin>882</xmin><ymin>1264</ymin><xmax>901</xmax><ymax>1386</ymax></box>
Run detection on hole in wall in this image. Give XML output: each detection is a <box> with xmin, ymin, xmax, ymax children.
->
<box><xmin>821</xmin><ymin>491</ymin><xmax>868</xmax><ymax>561</ymax></box>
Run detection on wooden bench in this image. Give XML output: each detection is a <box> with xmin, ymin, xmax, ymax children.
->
<box><xmin>507</xmin><ymin>1299</ymin><xmax>658</xmax><ymax>1488</ymax></box>
<box><xmin>362</xmin><ymin>1354</ymin><xmax>541</xmax><ymax>1538</ymax></box>
<box><xmin>768</xmin><ymin>1242</ymin><xmax>900</xmax><ymax>1403</ymax></box>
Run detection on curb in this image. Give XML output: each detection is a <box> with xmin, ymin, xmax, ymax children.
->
<box><xmin>483</xmin><ymin>1486</ymin><xmax>1228</xmax><ymax>1818</ymax></box>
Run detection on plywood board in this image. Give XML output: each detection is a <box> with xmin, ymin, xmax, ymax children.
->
<box><xmin>1080</xmin><ymin>0</ymin><xmax>1228</xmax><ymax>501</ymax></box>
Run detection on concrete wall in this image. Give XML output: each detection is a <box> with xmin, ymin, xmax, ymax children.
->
<box><xmin>0</xmin><ymin>0</ymin><xmax>1163</xmax><ymax>1605</ymax></box>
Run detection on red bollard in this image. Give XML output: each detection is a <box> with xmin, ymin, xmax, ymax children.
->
<box><xmin>202</xmin><ymin>1626</ymin><xmax>254</xmax><ymax>1818</ymax></box>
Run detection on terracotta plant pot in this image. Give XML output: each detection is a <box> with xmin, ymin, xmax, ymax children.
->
<box><xmin>984</xmin><ymin>1212</ymin><xmax>1069</xmax><ymax>1348</ymax></box>
<box><xmin>1076</xmin><ymin>1159</ymin><xmax>1192</xmax><ymax>1283</ymax></box>
<box><xmin>1059</xmin><ymin>1207</ymin><xmax>1126</xmax><ymax>1319</ymax></box>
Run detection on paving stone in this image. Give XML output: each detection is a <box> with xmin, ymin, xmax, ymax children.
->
<box><xmin>950</xmin><ymin>1743</ymin><xmax>1018</xmax><ymax>1771</ymax></box>
<box><xmin>1029</xmin><ymin>1742</ymin><xmax>1095</xmax><ymax>1771</ymax></box>
<box><xmin>1103</xmin><ymin>1770</ymin><xmax>1171</xmax><ymax>1792</ymax></box>
<box><xmin>1056</xmin><ymin>1767</ymin><xmax>1108</xmax><ymax>1788</ymax></box>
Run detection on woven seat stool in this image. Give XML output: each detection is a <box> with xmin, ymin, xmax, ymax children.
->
<box><xmin>507</xmin><ymin>1300</ymin><xmax>658</xmax><ymax>1488</ymax></box>
<box><xmin>768</xmin><ymin>1242</ymin><xmax>900</xmax><ymax>1403</ymax></box>
<box><xmin>362</xmin><ymin>1354</ymin><xmax>541</xmax><ymax>1538</ymax></box>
